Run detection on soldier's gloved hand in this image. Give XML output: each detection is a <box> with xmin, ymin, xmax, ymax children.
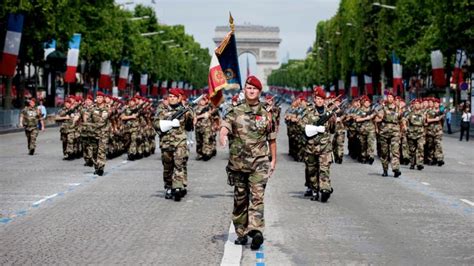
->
<box><xmin>171</xmin><ymin>119</ymin><xmax>180</xmax><ymax>127</ymax></box>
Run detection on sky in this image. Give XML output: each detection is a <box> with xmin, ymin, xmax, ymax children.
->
<box><xmin>118</xmin><ymin>0</ymin><xmax>340</xmax><ymax>79</ymax></box>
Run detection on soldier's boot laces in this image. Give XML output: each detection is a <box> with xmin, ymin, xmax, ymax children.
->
<box><xmin>165</xmin><ymin>188</ymin><xmax>173</xmax><ymax>199</ymax></box>
<box><xmin>310</xmin><ymin>190</ymin><xmax>319</xmax><ymax>201</ymax></box>
<box><xmin>234</xmin><ymin>235</ymin><xmax>248</xmax><ymax>245</ymax></box>
<box><xmin>417</xmin><ymin>165</ymin><xmax>424</xmax><ymax>170</ymax></box>
<box><xmin>304</xmin><ymin>188</ymin><xmax>312</xmax><ymax>197</ymax></box>
<box><xmin>250</xmin><ymin>231</ymin><xmax>264</xmax><ymax>250</ymax></box>
<box><xmin>393</xmin><ymin>169</ymin><xmax>401</xmax><ymax>178</ymax></box>
<box><xmin>320</xmin><ymin>188</ymin><xmax>333</xmax><ymax>203</ymax></box>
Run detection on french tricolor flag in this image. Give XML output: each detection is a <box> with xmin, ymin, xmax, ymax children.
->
<box><xmin>0</xmin><ymin>14</ymin><xmax>24</xmax><ymax>77</ymax></box>
<box><xmin>160</xmin><ymin>80</ymin><xmax>168</xmax><ymax>96</ymax></box>
<box><xmin>350</xmin><ymin>73</ymin><xmax>359</xmax><ymax>97</ymax></box>
<box><xmin>452</xmin><ymin>49</ymin><xmax>466</xmax><ymax>85</ymax></box>
<box><xmin>64</xmin><ymin>33</ymin><xmax>81</xmax><ymax>83</ymax></box>
<box><xmin>430</xmin><ymin>50</ymin><xmax>445</xmax><ymax>87</ymax></box>
<box><xmin>151</xmin><ymin>81</ymin><xmax>159</xmax><ymax>97</ymax></box>
<box><xmin>364</xmin><ymin>75</ymin><xmax>373</xmax><ymax>95</ymax></box>
<box><xmin>44</xmin><ymin>39</ymin><xmax>56</xmax><ymax>60</ymax></box>
<box><xmin>392</xmin><ymin>51</ymin><xmax>403</xmax><ymax>96</ymax></box>
<box><xmin>140</xmin><ymin>74</ymin><xmax>148</xmax><ymax>96</ymax></box>
<box><xmin>117</xmin><ymin>60</ymin><xmax>130</xmax><ymax>90</ymax></box>
<box><xmin>99</xmin><ymin>61</ymin><xmax>113</xmax><ymax>90</ymax></box>
<box><xmin>338</xmin><ymin>80</ymin><xmax>345</xmax><ymax>96</ymax></box>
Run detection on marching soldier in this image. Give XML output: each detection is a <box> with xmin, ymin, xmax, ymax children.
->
<box><xmin>80</xmin><ymin>95</ymin><xmax>95</xmax><ymax>166</ymax></box>
<box><xmin>121</xmin><ymin>97</ymin><xmax>141</xmax><ymax>160</ymax></box>
<box><xmin>88</xmin><ymin>91</ymin><xmax>110</xmax><ymax>176</ymax></box>
<box><xmin>219</xmin><ymin>75</ymin><xmax>276</xmax><ymax>250</ymax></box>
<box><xmin>19</xmin><ymin>98</ymin><xmax>44</xmax><ymax>155</ymax></box>
<box><xmin>194</xmin><ymin>94</ymin><xmax>215</xmax><ymax>161</ymax></box>
<box><xmin>355</xmin><ymin>96</ymin><xmax>376</xmax><ymax>164</ymax></box>
<box><xmin>332</xmin><ymin>97</ymin><xmax>346</xmax><ymax>164</ymax></box>
<box><xmin>55</xmin><ymin>97</ymin><xmax>78</xmax><ymax>160</ymax></box>
<box><xmin>301</xmin><ymin>86</ymin><xmax>336</xmax><ymax>202</ymax></box>
<box><xmin>426</xmin><ymin>97</ymin><xmax>445</xmax><ymax>166</ymax></box>
<box><xmin>406</xmin><ymin>99</ymin><xmax>426</xmax><ymax>170</ymax></box>
<box><xmin>375</xmin><ymin>93</ymin><xmax>402</xmax><ymax>177</ymax></box>
<box><xmin>154</xmin><ymin>88</ymin><xmax>194</xmax><ymax>201</ymax></box>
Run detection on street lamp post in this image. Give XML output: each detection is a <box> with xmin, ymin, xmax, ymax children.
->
<box><xmin>372</xmin><ymin>2</ymin><xmax>396</xmax><ymax>9</ymax></box>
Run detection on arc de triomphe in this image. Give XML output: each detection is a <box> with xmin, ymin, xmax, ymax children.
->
<box><xmin>213</xmin><ymin>24</ymin><xmax>281</xmax><ymax>90</ymax></box>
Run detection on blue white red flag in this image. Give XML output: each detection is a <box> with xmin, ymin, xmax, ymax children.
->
<box><xmin>65</xmin><ymin>34</ymin><xmax>81</xmax><ymax>83</ymax></box>
<box><xmin>0</xmin><ymin>14</ymin><xmax>24</xmax><ymax>77</ymax></box>
<box><xmin>215</xmin><ymin>30</ymin><xmax>241</xmax><ymax>90</ymax></box>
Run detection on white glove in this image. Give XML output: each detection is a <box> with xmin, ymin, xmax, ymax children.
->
<box><xmin>171</xmin><ymin>119</ymin><xmax>180</xmax><ymax>127</ymax></box>
<box><xmin>305</xmin><ymin>125</ymin><xmax>326</xmax><ymax>137</ymax></box>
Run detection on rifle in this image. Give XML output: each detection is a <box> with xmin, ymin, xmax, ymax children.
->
<box><xmin>159</xmin><ymin>95</ymin><xmax>204</xmax><ymax>132</ymax></box>
<box><xmin>305</xmin><ymin>99</ymin><xmax>349</xmax><ymax>137</ymax></box>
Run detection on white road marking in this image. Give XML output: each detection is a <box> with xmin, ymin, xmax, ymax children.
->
<box><xmin>32</xmin><ymin>193</ymin><xmax>59</xmax><ymax>206</ymax></box>
<box><xmin>220</xmin><ymin>222</ymin><xmax>242</xmax><ymax>266</ymax></box>
<box><xmin>122</xmin><ymin>160</ymin><xmax>128</xmax><ymax>164</ymax></box>
<box><xmin>457</xmin><ymin>161</ymin><xmax>466</xmax><ymax>165</ymax></box>
<box><xmin>460</xmin><ymin>199</ymin><xmax>474</xmax><ymax>207</ymax></box>
<box><xmin>421</xmin><ymin>182</ymin><xmax>430</xmax><ymax>186</ymax></box>
<box><xmin>68</xmin><ymin>183</ymin><xmax>81</xmax><ymax>186</ymax></box>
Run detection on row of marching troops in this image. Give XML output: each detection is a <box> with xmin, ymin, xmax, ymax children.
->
<box><xmin>285</xmin><ymin>87</ymin><xmax>446</xmax><ymax>201</ymax></box>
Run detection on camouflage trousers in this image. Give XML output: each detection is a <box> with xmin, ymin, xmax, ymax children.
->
<box><xmin>228</xmin><ymin>158</ymin><xmax>270</xmax><ymax>238</ymax></box>
<box><xmin>304</xmin><ymin>152</ymin><xmax>332</xmax><ymax>192</ymax></box>
<box><xmin>347</xmin><ymin>129</ymin><xmax>360</xmax><ymax>159</ymax></box>
<box><xmin>128</xmin><ymin>131</ymin><xmax>142</xmax><ymax>156</ymax></box>
<box><xmin>161</xmin><ymin>144</ymin><xmax>189</xmax><ymax>189</ymax></box>
<box><xmin>74</xmin><ymin>131</ymin><xmax>82</xmax><ymax>156</ymax></box>
<box><xmin>359</xmin><ymin>130</ymin><xmax>376</xmax><ymax>160</ymax></box>
<box><xmin>400</xmin><ymin>134</ymin><xmax>410</xmax><ymax>162</ymax></box>
<box><xmin>408</xmin><ymin>136</ymin><xmax>425</xmax><ymax>166</ymax></box>
<box><xmin>379</xmin><ymin>134</ymin><xmax>400</xmax><ymax>171</ymax></box>
<box><xmin>195</xmin><ymin>128</ymin><xmax>213</xmax><ymax>157</ymax></box>
<box><xmin>81</xmin><ymin>136</ymin><xmax>94</xmax><ymax>165</ymax></box>
<box><xmin>91</xmin><ymin>135</ymin><xmax>108</xmax><ymax>171</ymax></box>
<box><xmin>61</xmin><ymin>131</ymin><xmax>75</xmax><ymax>156</ymax></box>
<box><xmin>425</xmin><ymin>134</ymin><xmax>443</xmax><ymax>162</ymax></box>
<box><xmin>332</xmin><ymin>130</ymin><xmax>345</xmax><ymax>160</ymax></box>
<box><xmin>25</xmin><ymin>128</ymin><xmax>38</xmax><ymax>151</ymax></box>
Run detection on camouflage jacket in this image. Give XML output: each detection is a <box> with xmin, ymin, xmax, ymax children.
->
<box><xmin>301</xmin><ymin>105</ymin><xmax>335</xmax><ymax>154</ymax></box>
<box><xmin>57</xmin><ymin>107</ymin><xmax>76</xmax><ymax>132</ymax></box>
<box><xmin>194</xmin><ymin>103</ymin><xmax>213</xmax><ymax>130</ymax></box>
<box><xmin>154</xmin><ymin>103</ymin><xmax>194</xmax><ymax>150</ymax></box>
<box><xmin>221</xmin><ymin>101</ymin><xmax>277</xmax><ymax>172</ymax></box>
<box><xmin>90</xmin><ymin>105</ymin><xmax>110</xmax><ymax>136</ymax></box>
<box><xmin>406</xmin><ymin>109</ymin><xmax>425</xmax><ymax>139</ymax></box>
<box><xmin>80</xmin><ymin>105</ymin><xmax>94</xmax><ymax>137</ymax></box>
<box><xmin>21</xmin><ymin>106</ymin><xmax>40</xmax><ymax>130</ymax></box>
<box><xmin>426</xmin><ymin>109</ymin><xmax>443</xmax><ymax>136</ymax></box>
<box><xmin>379</xmin><ymin>104</ymin><xmax>401</xmax><ymax>136</ymax></box>
<box><xmin>356</xmin><ymin>106</ymin><xmax>375</xmax><ymax>133</ymax></box>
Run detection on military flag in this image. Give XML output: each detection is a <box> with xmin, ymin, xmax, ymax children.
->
<box><xmin>214</xmin><ymin>14</ymin><xmax>241</xmax><ymax>90</ymax></box>
<box><xmin>208</xmin><ymin>53</ymin><xmax>227</xmax><ymax>106</ymax></box>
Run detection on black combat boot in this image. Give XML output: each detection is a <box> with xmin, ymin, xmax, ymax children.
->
<box><xmin>367</xmin><ymin>157</ymin><xmax>374</xmax><ymax>165</ymax></box>
<box><xmin>393</xmin><ymin>169</ymin><xmax>401</xmax><ymax>178</ymax></box>
<box><xmin>304</xmin><ymin>187</ymin><xmax>312</xmax><ymax>197</ymax></box>
<box><xmin>127</xmin><ymin>153</ymin><xmax>135</xmax><ymax>161</ymax></box>
<box><xmin>29</xmin><ymin>149</ymin><xmax>35</xmax><ymax>155</ymax></box>
<box><xmin>310</xmin><ymin>190</ymin><xmax>319</xmax><ymax>201</ymax></box>
<box><xmin>382</xmin><ymin>170</ymin><xmax>388</xmax><ymax>177</ymax></box>
<box><xmin>320</xmin><ymin>188</ymin><xmax>333</xmax><ymax>203</ymax></box>
<box><xmin>96</xmin><ymin>169</ymin><xmax>104</xmax><ymax>176</ymax></box>
<box><xmin>174</xmin><ymin>188</ymin><xmax>182</xmax><ymax>201</ymax></box>
<box><xmin>250</xmin><ymin>230</ymin><xmax>264</xmax><ymax>250</ymax></box>
<box><xmin>165</xmin><ymin>188</ymin><xmax>173</xmax><ymax>199</ymax></box>
<box><xmin>437</xmin><ymin>160</ymin><xmax>444</xmax><ymax>166</ymax></box>
<box><xmin>409</xmin><ymin>165</ymin><xmax>415</xmax><ymax>170</ymax></box>
<box><xmin>234</xmin><ymin>235</ymin><xmax>248</xmax><ymax>245</ymax></box>
<box><xmin>417</xmin><ymin>165</ymin><xmax>424</xmax><ymax>170</ymax></box>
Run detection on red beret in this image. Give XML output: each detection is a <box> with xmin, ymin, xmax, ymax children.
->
<box><xmin>361</xmin><ymin>95</ymin><xmax>371</xmax><ymax>102</ymax></box>
<box><xmin>246</xmin><ymin>75</ymin><xmax>262</xmax><ymax>91</ymax></box>
<box><xmin>96</xmin><ymin>91</ymin><xmax>105</xmax><ymax>97</ymax></box>
<box><xmin>86</xmin><ymin>95</ymin><xmax>93</xmax><ymax>101</ymax></box>
<box><xmin>313</xmin><ymin>86</ymin><xmax>326</xmax><ymax>99</ymax></box>
<box><xmin>298</xmin><ymin>95</ymin><xmax>306</xmax><ymax>101</ymax></box>
<box><xmin>169</xmin><ymin>88</ymin><xmax>183</xmax><ymax>97</ymax></box>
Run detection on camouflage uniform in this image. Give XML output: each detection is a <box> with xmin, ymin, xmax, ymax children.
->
<box><xmin>301</xmin><ymin>105</ymin><xmax>335</xmax><ymax>196</ymax></box>
<box><xmin>80</xmin><ymin>105</ymin><xmax>94</xmax><ymax>166</ymax></box>
<box><xmin>57</xmin><ymin>107</ymin><xmax>76</xmax><ymax>158</ymax></box>
<box><xmin>379</xmin><ymin>104</ymin><xmax>401</xmax><ymax>174</ymax></box>
<box><xmin>400</xmin><ymin>108</ymin><xmax>411</xmax><ymax>164</ymax></box>
<box><xmin>426</xmin><ymin>109</ymin><xmax>444</xmax><ymax>164</ymax></box>
<box><xmin>154</xmin><ymin>103</ymin><xmax>194</xmax><ymax>191</ymax></box>
<box><xmin>406</xmin><ymin>109</ymin><xmax>425</xmax><ymax>168</ymax></box>
<box><xmin>332</xmin><ymin>115</ymin><xmax>345</xmax><ymax>163</ymax></box>
<box><xmin>356</xmin><ymin>106</ymin><xmax>376</xmax><ymax>162</ymax></box>
<box><xmin>21</xmin><ymin>106</ymin><xmax>41</xmax><ymax>153</ymax></box>
<box><xmin>195</xmin><ymin>103</ymin><xmax>214</xmax><ymax>159</ymax></box>
<box><xmin>90</xmin><ymin>104</ymin><xmax>109</xmax><ymax>173</ymax></box>
<box><xmin>221</xmin><ymin>101</ymin><xmax>276</xmax><ymax>238</ymax></box>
